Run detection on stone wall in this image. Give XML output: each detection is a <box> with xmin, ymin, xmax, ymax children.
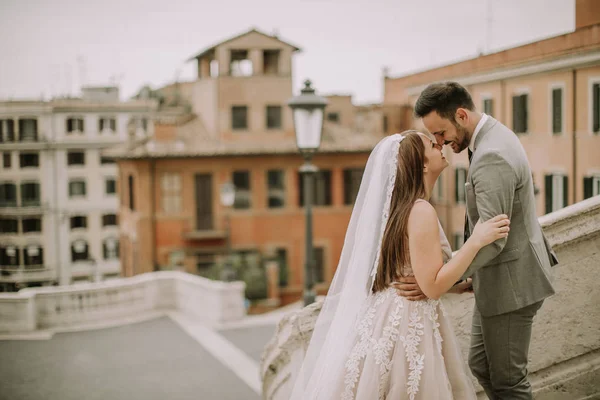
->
<box><xmin>0</xmin><ymin>271</ymin><xmax>246</xmax><ymax>333</ymax></box>
<box><xmin>260</xmin><ymin>195</ymin><xmax>600</xmax><ymax>399</ymax></box>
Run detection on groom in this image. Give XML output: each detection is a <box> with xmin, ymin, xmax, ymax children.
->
<box><xmin>397</xmin><ymin>82</ymin><xmax>558</xmax><ymax>399</ymax></box>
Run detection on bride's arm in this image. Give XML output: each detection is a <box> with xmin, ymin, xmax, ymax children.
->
<box><xmin>407</xmin><ymin>201</ymin><xmax>508</xmax><ymax>300</ymax></box>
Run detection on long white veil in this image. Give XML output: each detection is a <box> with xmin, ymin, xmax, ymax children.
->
<box><xmin>290</xmin><ymin>133</ymin><xmax>404</xmax><ymax>399</ymax></box>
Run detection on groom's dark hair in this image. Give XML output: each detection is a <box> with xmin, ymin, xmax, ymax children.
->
<box><xmin>414</xmin><ymin>81</ymin><xmax>475</xmax><ymax>121</ymax></box>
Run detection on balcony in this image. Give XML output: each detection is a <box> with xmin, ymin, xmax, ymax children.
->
<box><xmin>261</xmin><ymin>195</ymin><xmax>600</xmax><ymax>400</ymax></box>
<box><xmin>0</xmin><ymin>202</ymin><xmax>44</xmax><ymax>216</ymax></box>
<box><xmin>182</xmin><ymin>229</ymin><xmax>227</xmax><ymax>241</ymax></box>
<box><xmin>0</xmin><ymin>265</ymin><xmax>55</xmax><ymax>284</ymax></box>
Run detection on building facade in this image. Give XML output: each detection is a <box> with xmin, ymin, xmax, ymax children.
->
<box><xmin>384</xmin><ymin>3</ymin><xmax>600</xmax><ymax>250</ymax></box>
<box><xmin>0</xmin><ymin>87</ymin><xmax>156</xmax><ymax>291</ymax></box>
<box><xmin>110</xmin><ymin>29</ymin><xmax>408</xmax><ymax>305</ymax></box>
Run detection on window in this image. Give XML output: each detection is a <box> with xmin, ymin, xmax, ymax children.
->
<box><xmin>545</xmin><ymin>174</ymin><xmax>568</xmax><ymax>214</ymax></box>
<box><xmin>266</xmin><ymin>106</ymin><xmax>282</xmax><ymax>129</ymax></box>
<box><xmin>19</xmin><ymin>152</ymin><xmax>39</xmax><ymax>168</ymax></box>
<box><xmin>263</xmin><ymin>50</ymin><xmax>280</xmax><ymax>74</ymax></box>
<box><xmin>313</xmin><ymin>247</ymin><xmax>325</xmax><ymax>283</ymax></box>
<box><xmin>512</xmin><ymin>94</ymin><xmax>528</xmax><ymax>134</ymax></box>
<box><xmin>298</xmin><ymin>170</ymin><xmax>332</xmax><ymax>206</ymax></box>
<box><xmin>233</xmin><ymin>170</ymin><xmax>251</xmax><ymax>209</ymax></box>
<box><xmin>66</xmin><ymin>117</ymin><xmax>84</xmax><ymax>133</ymax></box>
<box><xmin>161</xmin><ymin>173</ymin><xmax>182</xmax><ymax>214</ymax></box>
<box><xmin>70</xmin><ymin>216</ymin><xmax>87</xmax><ymax>229</ymax></box>
<box><xmin>327</xmin><ymin>112</ymin><xmax>340</xmax><ymax>123</ymax></box>
<box><xmin>483</xmin><ymin>98</ymin><xmax>494</xmax><ymax>117</ymax></box>
<box><xmin>343</xmin><ymin>168</ymin><xmax>364</xmax><ymax>205</ymax></box>
<box><xmin>67</xmin><ymin>151</ymin><xmax>85</xmax><ymax>166</ymax></box>
<box><xmin>3</xmin><ymin>153</ymin><xmax>11</xmax><ymax>168</ymax></box>
<box><xmin>128</xmin><ymin>175</ymin><xmax>135</xmax><ymax>210</ymax></box>
<box><xmin>105</xmin><ymin>178</ymin><xmax>116</xmax><ymax>195</ymax></box>
<box><xmin>101</xmin><ymin>156</ymin><xmax>115</xmax><ymax>164</ymax></box>
<box><xmin>69</xmin><ymin>180</ymin><xmax>86</xmax><ymax>198</ymax></box>
<box><xmin>103</xmin><ymin>238</ymin><xmax>120</xmax><ymax>259</ymax></box>
<box><xmin>583</xmin><ymin>175</ymin><xmax>600</xmax><ymax>199</ymax></box>
<box><xmin>455</xmin><ymin>167</ymin><xmax>467</xmax><ymax>204</ymax></box>
<box><xmin>0</xmin><ymin>183</ymin><xmax>17</xmax><ymax>207</ymax></box>
<box><xmin>22</xmin><ymin>218</ymin><xmax>42</xmax><ymax>233</ymax></box>
<box><xmin>276</xmin><ymin>248</ymin><xmax>288</xmax><ymax>287</ymax></box>
<box><xmin>0</xmin><ymin>245</ymin><xmax>20</xmax><ymax>267</ymax></box>
<box><xmin>23</xmin><ymin>245</ymin><xmax>43</xmax><ymax>267</ymax></box>
<box><xmin>99</xmin><ymin>117</ymin><xmax>117</xmax><ymax>132</ymax></box>
<box><xmin>102</xmin><ymin>214</ymin><xmax>118</xmax><ymax>227</ymax></box>
<box><xmin>232</xmin><ymin>106</ymin><xmax>248</xmax><ymax>130</ymax></box>
<box><xmin>0</xmin><ymin>120</ymin><xmax>16</xmax><ymax>142</ymax></box>
<box><xmin>18</xmin><ymin>119</ymin><xmax>38</xmax><ymax>141</ymax></box>
<box><xmin>0</xmin><ymin>218</ymin><xmax>18</xmax><ymax>234</ymax></box>
<box><xmin>267</xmin><ymin>170</ymin><xmax>285</xmax><ymax>208</ymax></box>
<box><xmin>71</xmin><ymin>240</ymin><xmax>89</xmax><ymax>262</ymax></box>
<box><xmin>593</xmin><ymin>82</ymin><xmax>600</xmax><ymax>134</ymax></box>
<box><xmin>229</xmin><ymin>50</ymin><xmax>253</xmax><ymax>76</ymax></box>
<box><xmin>20</xmin><ymin>182</ymin><xmax>40</xmax><ymax>206</ymax></box>
<box><xmin>551</xmin><ymin>87</ymin><xmax>563</xmax><ymax>134</ymax></box>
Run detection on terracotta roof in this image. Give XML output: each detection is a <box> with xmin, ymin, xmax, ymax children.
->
<box><xmin>103</xmin><ymin>118</ymin><xmax>384</xmax><ymax>160</ymax></box>
<box><xmin>186</xmin><ymin>28</ymin><xmax>302</xmax><ymax>62</ymax></box>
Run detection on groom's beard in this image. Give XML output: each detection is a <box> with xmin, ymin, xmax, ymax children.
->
<box><xmin>445</xmin><ymin>125</ymin><xmax>471</xmax><ymax>153</ymax></box>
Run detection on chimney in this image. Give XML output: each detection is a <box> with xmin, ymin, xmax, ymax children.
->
<box><xmin>575</xmin><ymin>0</ymin><xmax>600</xmax><ymax>30</ymax></box>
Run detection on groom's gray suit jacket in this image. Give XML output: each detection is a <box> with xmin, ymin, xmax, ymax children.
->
<box><xmin>461</xmin><ymin>117</ymin><xmax>558</xmax><ymax>317</ymax></box>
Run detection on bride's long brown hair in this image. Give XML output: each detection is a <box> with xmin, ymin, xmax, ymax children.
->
<box><xmin>372</xmin><ymin>131</ymin><xmax>427</xmax><ymax>293</ymax></box>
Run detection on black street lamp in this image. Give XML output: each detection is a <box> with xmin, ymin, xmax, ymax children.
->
<box><xmin>220</xmin><ymin>182</ymin><xmax>236</xmax><ymax>282</ymax></box>
<box><xmin>287</xmin><ymin>80</ymin><xmax>328</xmax><ymax>306</ymax></box>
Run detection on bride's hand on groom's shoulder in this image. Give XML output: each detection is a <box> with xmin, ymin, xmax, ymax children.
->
<box><xmin>447</xmin><ymin>278</ymin><xmax>474</xmax><ymax>295</ymax></box>
<box><xmin>391</xmin><ymin>276</ymin><xmax>428</xmax><ymax>301</ymax></box>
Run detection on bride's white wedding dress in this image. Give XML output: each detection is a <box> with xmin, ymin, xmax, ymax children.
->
<box><xmin>290</xmin><ymin>136</ymin><xmax>477</xmax><ymax>400</ymax></box>
<box><xmin>336</xmin><ymin>208</ymin><xmax>477</xmax><ymax>400</ymax></box>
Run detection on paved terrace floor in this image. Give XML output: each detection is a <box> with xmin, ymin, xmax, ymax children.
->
<box><xmin>0</xmin><ymin>311</ymin><xmax>285</xmax><ymax>400</ymax></box>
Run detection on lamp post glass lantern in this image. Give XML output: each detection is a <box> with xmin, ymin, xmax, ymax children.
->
<box><xmin>220</xmin><ymin>182</ymin><xmax>236</xmax><ymax>281</ymax></box>
<box><xmin>288</xmin><ymin>80</ymin><xmax>328</xmax><ymax>306</ymax></box>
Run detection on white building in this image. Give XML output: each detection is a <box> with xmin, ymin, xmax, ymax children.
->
<box><xmin>0</xmin><ymin>87</ymin><xmax>157</xmax><ymax>291</ymax></box>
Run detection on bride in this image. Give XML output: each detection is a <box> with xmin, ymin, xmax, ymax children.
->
<box><xmin>290</xmin><ymin>131</ymin><xmax>510</xmax><ymax>399</ymax></box>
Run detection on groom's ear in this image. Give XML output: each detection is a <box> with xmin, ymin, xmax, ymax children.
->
<box><xmin>455</xmin><ymin>108</ymin><xmax>469</xmax><ymax>125</ymax></box>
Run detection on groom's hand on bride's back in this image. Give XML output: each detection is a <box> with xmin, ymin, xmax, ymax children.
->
<box><xmin>391</xmin><ymin>276</ymin><xmax>428</xmax><ymax>301</ymax></box>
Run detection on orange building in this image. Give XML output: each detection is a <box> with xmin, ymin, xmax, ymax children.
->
<box><xmin>384</xmin><ymin>0</ymin><xmax>600</xmax><ymax>250</ymax></box>
<box><xmin>108</xmin><ymin>29</ymin><xmax>407</xmax><ymax>305</ymax></box>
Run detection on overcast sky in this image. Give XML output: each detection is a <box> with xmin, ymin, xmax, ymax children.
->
<box><xmin>0</xmin><ymin>0</ymin><xmax>574</xmax><ymax>104</ymax></box>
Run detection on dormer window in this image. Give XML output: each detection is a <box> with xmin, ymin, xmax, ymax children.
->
<box><xmin>263</xmin><ymin>50</ymin><xmax>280</xmax><ymax>75</ymax></box>
<box><xmin>230</xmin><ymin>50</ymin><xmax>253</xmax><ymax>77</ymax></box>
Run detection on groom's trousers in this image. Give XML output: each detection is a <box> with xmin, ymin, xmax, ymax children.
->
<box><xmin>468</xmin><ymin>300</ymin><xmax>543</xmax><ymax>400</ymax></box>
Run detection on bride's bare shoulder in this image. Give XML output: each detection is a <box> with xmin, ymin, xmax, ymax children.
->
<box><xmin>408</xmin><ymin>200</ymin><xmax>439</xmax><ymax>233</ymax></box>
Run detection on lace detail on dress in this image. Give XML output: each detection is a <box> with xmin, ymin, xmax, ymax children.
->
<box><xmin>369</xmin><ymin>137</ymin><xmax>402</xmax><ymax>290</ymax></box>
<box><xmin>342</xmin><ymin>289</ymin><xmax>404</xmax><ymax>400</ymax></box>
<box><xmin>400</xmin><ymin>307</ymin><xmax>425</xmax><ymax>400</ymax></box>
<box><xmin>423</xmin><ymin>300</ymin><xmax>443</xmax><ymax>355</ymax></box>
<box><xmin>342</xmin><ymin>290</ymin><xmax>391</xmax><ymax>400</ymax></box>
<box><xmin>374</xmin><ymin>295</ymin><xmax>404</xmax><ymax>398</ymax></box>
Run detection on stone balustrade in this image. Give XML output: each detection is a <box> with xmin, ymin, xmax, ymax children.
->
<box><xmin>261</xmin><ymin>195</ymin><xmax>600</xmax><ymax>399</ymax></box>
<box><xmin>0</xmin><ymin>271</ymin><xmax>246</xmax><ymax>333</ymax></box>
